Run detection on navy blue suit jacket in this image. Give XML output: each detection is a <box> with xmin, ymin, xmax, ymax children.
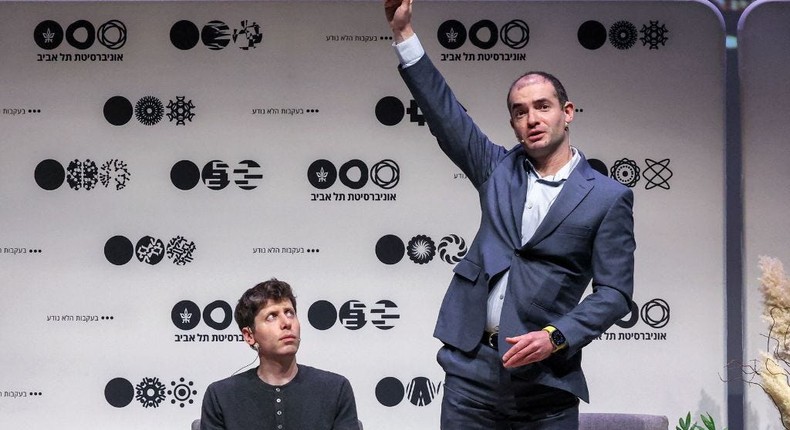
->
<box><xmin>399</xmin><ymin>55</ymin><xmax>635</xmax><ymax>402</ymax></box>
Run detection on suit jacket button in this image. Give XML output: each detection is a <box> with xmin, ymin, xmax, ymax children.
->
<box><xmin>484</xmin><ymin>273</ymin><xmax>490</xmax><ymax>281</ymax></box>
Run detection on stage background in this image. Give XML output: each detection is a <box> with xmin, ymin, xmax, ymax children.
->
<box><xmin>0</xmin><ymin>1</ymin><xmax>728</xmax><ymax>428</ymax></box>
<box><xmin>741</xmin><ymin>1</ymin><xmax>790</xmax><ymax>429</ymax></box>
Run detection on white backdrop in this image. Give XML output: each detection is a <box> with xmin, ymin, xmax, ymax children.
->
<box><xmin>741</xmin><ymin>1</ymin><xmax>790</xmax><ymax>428</ymax></box>
<box><xmin>0</xmin><ymin>1</ymin><xmax>726</xmax><ymax>429</ymax></box>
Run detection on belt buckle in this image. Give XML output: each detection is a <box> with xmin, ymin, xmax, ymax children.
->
<box><xmin>487</xmin><ymin>331</ymin><xmax>498</xmax><ymax>348</ymax></box>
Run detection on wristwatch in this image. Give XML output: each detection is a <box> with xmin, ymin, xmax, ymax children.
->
<box><xmin>543</xmin><ymin>325</ymin><xmax>567</xmax><ymax>353</ymax></box>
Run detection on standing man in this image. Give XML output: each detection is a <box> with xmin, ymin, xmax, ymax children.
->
<box><xmin>200</xmin><ymin>279</ymin><xmax>359</xmax><ymax>430</ymax></box>
<box><xmin>384</xmin><ymin>1</ymin><xmax>636</xmax><ymax>428</ymax></box>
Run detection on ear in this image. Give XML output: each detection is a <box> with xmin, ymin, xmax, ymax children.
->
<box><xmin>563</xmin><ymin>101</ymin><xmax>575</xmax><ymax>124</ymax></box>
<box><xmin>241</xmin><ymin>326</ymin><xmax>255</xmax><ymax>347</ymax></box>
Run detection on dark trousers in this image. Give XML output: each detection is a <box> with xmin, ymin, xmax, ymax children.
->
<box><xmin>437</xmin><ymin>344</ymin><xmax>579</xmax><ymax>430</ymax></box>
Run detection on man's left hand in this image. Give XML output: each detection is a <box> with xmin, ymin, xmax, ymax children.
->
<box><xmin>501</xmin><ymin>330</ymin><xmax>554</xmax><ymax>368</ymax></box>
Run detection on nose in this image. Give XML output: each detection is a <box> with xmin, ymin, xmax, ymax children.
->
<box><xmin>526</xmin><ymin>111</ymin><xmax>539</xmax><ymax>127</ymax></box>
<box><xmin>279</xmin><ymin>314</ymin><xmax>292</xmax><ymax>328</ymax></box>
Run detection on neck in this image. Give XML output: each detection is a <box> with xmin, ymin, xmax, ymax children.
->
<box><xmin>256</xmin><ymin>355</ymin><xmax>298</xmax><ymax>386</ymax></box>
<box><xmin>529</xmin><ymin>144</ymin><xmax>573</xmax><ymax>177</ymax></box>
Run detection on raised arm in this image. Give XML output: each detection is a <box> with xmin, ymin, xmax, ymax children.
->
<box><xmin>384</xmin><ymin>0</ymin><xmax>414</xmax><ymax>43</ymax></box>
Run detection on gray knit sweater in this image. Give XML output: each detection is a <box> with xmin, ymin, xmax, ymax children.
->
<box><xmin>200</xmin><ymin>365</ymin><xmax>358</xmax><ymax>430</ymax></box>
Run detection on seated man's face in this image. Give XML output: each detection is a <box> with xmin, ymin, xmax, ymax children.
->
<box><xmin>250</xmin><ymin>299</ymin><xmax>301</xmax><ymax>358</ymax></box>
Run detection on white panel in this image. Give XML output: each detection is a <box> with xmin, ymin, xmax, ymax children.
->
<box><xmin>0</xmin><ymin>1</ymin><xmax>724</xmax><ymax>428</ymax></box>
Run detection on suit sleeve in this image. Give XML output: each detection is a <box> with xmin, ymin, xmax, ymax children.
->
<box><xmin>554</xmin><ymin>186</ymin><xmax>635</xmax><ymax>357</ymax></box>
<box><xmin>398</xmin><ymin>54</ymin><xmax>507</xmax><ymax>188</ymax></box>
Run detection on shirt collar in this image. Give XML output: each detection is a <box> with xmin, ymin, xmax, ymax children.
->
<box><xmin>524</xmin><ymin>146</ymin><xmax>580</xmax><ymax>183</ymax></box>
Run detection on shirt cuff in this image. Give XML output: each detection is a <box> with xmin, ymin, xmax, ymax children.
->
<box><xmin>392</xmin><ymin>33</ymin><xmax>424</xmax><ymax>68</ymax></box>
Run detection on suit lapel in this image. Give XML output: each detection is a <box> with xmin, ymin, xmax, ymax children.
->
<box><xmin>509</xmin><ymin>154</ymin><xmax>529</xmax><ymax>246</ymax></box>
<box><xmin>525</xmin><ymin>158</ymin><xmax>595</xmax><ymax>247</ymax></box>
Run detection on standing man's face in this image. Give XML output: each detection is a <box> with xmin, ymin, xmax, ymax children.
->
<box><xmin>508</xmin><ymin>75</ymin><xmax>574</xmax><ymax>160</ymax></box>
<box><xmin>244</xmin><ymin>298</ymin><xmax>301</xmax><ymax>358</ymax></box>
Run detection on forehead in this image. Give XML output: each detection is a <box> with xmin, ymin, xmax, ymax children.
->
<box><xmin>255</xmin><ymin>298</ymin><xmax>294</xmax><ymax>314</ymax></box>
<box><xmin>509</xmin><ymin>75</ymin><xmax>558</xmax><ymax>103</ymax></box>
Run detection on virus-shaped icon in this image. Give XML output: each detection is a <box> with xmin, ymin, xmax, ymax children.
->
<box><xmin>136</xmin><ymin>236</ymin><xmax>166</xmax><ymax>265</ymax></box>
<box><xmin>640</xmin><ymin>20</ymin><xmax>669</xmax><ymax>50</ymax></box>
<box><xmin>168</xmin><ymin>378</ymin><xmax>198</xmax><ymax>408</ymax></box>
<box><xmin>134</xmin><ymin>96</ymin><xmax>164</xmax><ymax>126</ymax></box>
<box><xmin>99</xmin><ymin>159</ymin><xmax>131</xmax><ymax>190</ymax></box>
<box><xmin>135</xmin><ymin>377</ymin><xmax>166</xmax><ymax>408</ymax></box>
<box><xmin>438</xmin><ymin>234</ymin><xmax>468</xmax><ymax>264</ymax></box>
<box><xmin>167</xmin><ymin>96</ymin><xmax>196</xmax><ymax>125</ymax></box>
<box><xmin>232</xmin><ymin>20</ymin><xmax>262</xmax><ymax>50</ymax></box>
<box><xmin>66</xmin><ymin>159</ymin><xmax>99</xmax><ymax>190</ymax></box>
<box><xmin>608</xmin><ymin>21</ymin><xmax>637</xmax><ymax>50</ymax></box>
<box><xmin>610</xmin><ymin>158</ymin><xmax>641</xmax><ymax>188</ymax></box>
<box><xmin>166</xmin><ymin>235</ymin><xmax>196</xmax><ymax>265</ymax></box>
<box><xmin>408</xmin><ymin>235</ymin><xmax>436</xmax><ymax>264</ymax></box>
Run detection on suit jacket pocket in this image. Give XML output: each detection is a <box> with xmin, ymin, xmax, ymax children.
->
<box><xmin>452</xmin><ymin>258</ymin><xmax>481</xmax><ymax>283</ymax></box>
<box><xmin>553</xmin><ymin>224</ymin><xmax>592</xmax><ymax>239</ymax></box>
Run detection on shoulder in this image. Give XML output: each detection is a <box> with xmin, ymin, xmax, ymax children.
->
<box><xmin>297</xmin><ymin>365</ymin><xmax>351</xmax><ymax>386</ymax></box>
<box><xmin>577</xmin><ymin>157</ymin><xmax>633</xmax><ymax>198</ymax></box>
<box><xmin>206</xmin><ymin>368</ymin><xmax>257</xmax><ymax>394</ymax></box>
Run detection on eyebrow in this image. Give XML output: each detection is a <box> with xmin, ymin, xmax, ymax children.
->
<box><xmin>510</xmin><ymin>97</ymin><xmax>554</xmax><ymax>111</ymax></box>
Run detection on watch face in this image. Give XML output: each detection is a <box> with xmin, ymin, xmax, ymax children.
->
<box><xmin>551</xmin><ymin>330</ymin><xmax>567</xmax><ymax>346</ymax></box>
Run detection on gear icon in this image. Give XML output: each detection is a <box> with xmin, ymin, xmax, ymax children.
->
<box><xmin>167</xmin><ymin>96</ymin><xmax>196</xmax><ymax>125</ymax></box>
<box><xmin>610</xmin><ymin>158</ymin><xmax>641</xmax><ymax>188</ymax></box>
<box><xmin>135</xmin><ymin>96</ymin><xmax>164</xmax><ymax>126</ymax></box>
<box><xmin>609</xmin><ymin>21</ymin><xmax>637</xmax><ymax>50</ymax></box>
<box><xmin>168</xmin><ymin>378</ymin><xmax>198</xmax><ymax>408</ymax></box>
<box><xmin>408</xmin><ymin>235</ymin><xmax>436</xmax><ymax>264</ymax></box>
<box><xmin>135</xmin><ymin>377</ymin><xmax>166</xmax><ymax>408</ymax></box>
<box><xmin>640</xmin><ymin>20</ymin><xmax>668</xmax><ymax>50</ymax></box>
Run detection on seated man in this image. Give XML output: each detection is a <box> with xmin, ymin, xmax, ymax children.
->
<box><xmin>200</xmin><ymin>278</ymin><xmax>359</xmax><ymax>430</ymax></box>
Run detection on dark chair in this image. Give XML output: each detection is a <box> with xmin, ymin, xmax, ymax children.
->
<box><xmin>579</xmin><ymin>413</ymin><xmax>669</xmax><ymax>430</ymax></box>
<box><xmin>192</xmin><ymin>418</ymin><xmax>363</xmax><ymax>429</ymax></box>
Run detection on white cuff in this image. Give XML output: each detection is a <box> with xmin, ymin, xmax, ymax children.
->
<box><xmin>392</xmin><ymin>33</ymin><xmax>424</xmax><ymax>68</ymax></box>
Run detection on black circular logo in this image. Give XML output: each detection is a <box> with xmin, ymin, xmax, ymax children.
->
<box><xmin>66</xmin><ymin>20</ymin><xmax>96</xmax><ymax>50</ymax></box>
<box><xmin>577</xmin><ymin>20</ymin><xmax>607</xmax><ymax>50</ymax></box>
<box><xmin>641</xmin><ymin>299</ymin><xmax>670</xmax><ymax>329</ymax></box>
<box><xmin>171</xmin><ymin>160</ymin><xmax>201</xmax><ymax>190</ymax></box>
<box><xmin>500</xmin><ymin>19</ymin><xmax>529</xmax><ymax>49</ymax></box>
<box><xmin>171</xmin><ymin>300</ymin><xmax>201</xmax><ymax>330</ymax></box>
<box><xmin>202</xmin><ymin>160</ymin><xmax>231</xmax><ymax>190</ymax></box>
<box><xmin>170</xmin><ymin>20</ymin><xmax>200</xmax><ymax>50</ymax></box>
<box><xmin>308</xmin><ymin>300</ymin><xmax>338</xmax><ymax>331</ymax></box>
<box><xmin>104</xmin><ymin>235</ymin><xmax>134</xmax><ymax>265</ymax></box>
<box><xmin>375</xmin><ymin>377</ymin><xmax>404</xmax><ymax>407</ymax></box>
<box><xmin>104</xmin><ymin>96</ymin><xmax>134</xmax><ymax>126</ymax></box>
<box><xmin>375</xmin><ymin>96</ymin><xmax>405</xmax><ymax>127</ymax></box>
<box><xmin>469</xmin><ymin>20</ymin><xmax>498</xmax><ymax>50</ymax></box>
<box><xmin>437</xmin><ymin>20</ymin><xmax>466</xmax><ymax>50</ymax></box>
<box><xmin>105</xmin><ymin>378</ymin><xmax>134</xmax><ymax>408</ymax></box>
<box><xmin>135</xmin><ymin>236</ymin><xmax>165</xmax><ymax>265</ymax></box>
<box><xmin>135</xmin><ymin>96</ymin><xmax>164</xmax><ymax>126</ymax></box>
<box><xmin>376</xmin><ymin>234</ymin><xmax>405</xmax><ymax>265</ymax></box>
<box><xmin>307</xmin><ymin>159</ymin><xmax>338</xmax><ymax>189</ymax></box>
<box><xmin>34</xmin><ymin>20</ymin><xmax>64</xmax><ymax>49</ymax></box>
<box><xmin>35</xmin><ymin>159</ymin><xmax>65</xmax><ymax>190</ymax></box>
<box><xmin>97</xmin><ymin>20</ymin><xmax>127</xmax><ymax>50</ymax></box>
<box><xmin>201</xmin><ymin>20</ymin><xmax>231</xmax><ymax>50</ymax></box>
<box><xmin>338</xmin><ymin>159</ymin><xmax>368</xmax><ymax>189</ymax></box>
<box><xmin>609</xmin><ymin>21</ymin><xmax>637</xmax><ymax>50</ymax></box>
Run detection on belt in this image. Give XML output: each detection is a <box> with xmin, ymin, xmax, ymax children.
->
<box><xmin>481</xmin><ymin>331</ymin><xmax>499</xmax><ymax>350</ymax></box>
